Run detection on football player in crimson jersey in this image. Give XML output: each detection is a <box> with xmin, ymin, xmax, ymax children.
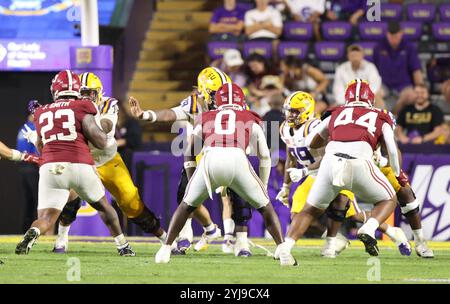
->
<box><xmin>278</xmin><ymin>79</ymin><xmax>401</xmax><ymax>266</ymax></box>
<box><xmin>15</xmin><ymin>70</ymin><xmax>134</xmax><ymax>256</ymax></box>
<box><xmin>129</xmin><ymin>67</ymin><xmax>255</xmax><ymax>257</ymax></box>
<box><xmin>154</xmin><ymin>83</ymin><xmax>284</xmax><ymax>264</ymax></box>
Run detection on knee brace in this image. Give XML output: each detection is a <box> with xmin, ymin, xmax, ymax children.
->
<box><xmin>228</xmin><ymin>189</ymin><xmax>252</xmax><ymax>226</ymax></box>
<box><xmin>59</xmin><ymin>197</ymin><xmax>82</xmax><ymax>226</ymax></box>
<box><xmin>130</xmin><ymin>207</ymin><xmax>161</xmax><ymax>234</ymax></box>
<box><xmin>177</xmin><ymin>168</ymin><xmax>189</xmax><ymax>205</ymax></box>
<box><xmin>400</xmin><ymin>199</ymin><xmax>420</xmax><ymax>216</ymax></box>
<box><xmin>326</xmin><ymin>201</ymin><xmax>350</xmax><ymax>223</ymax></box>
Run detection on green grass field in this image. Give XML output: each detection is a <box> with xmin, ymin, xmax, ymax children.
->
<box><xmin>0</xmin><ymin>236</ymin><xmax>449</xmax><ymax>284</ymax></box>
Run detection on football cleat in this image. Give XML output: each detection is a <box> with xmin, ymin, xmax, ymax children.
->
<box><xmin>155</xmin><ymin>245</ymin><xmax>171</xmax><ymax>264</ymax></box>
<box><xmin>117</xmin><ymin>243</ymin><xmax>136</xmax><ymax>257</ymax></box>
<box><xmin>415</xmin><ymin>241</ymin><xmax>434</xmax><ymax>258</ymax></box>
<box><xmin>234</xmin><ymin>239</ymin><xmax>252</xmax><ymax>257</ymax></box>
<box><xmin>321</xmin><ymin>237</ymin><xmax>337</xmax><ymax>258</ymax></box>
<box><xmin>277</xmin><ymin>243</ymin><xmax>298</xmax><ymax>266</ymax></box>
<box><xmin>53</xmin><ymin>236</ymin><xmax>69</xmax><ymax>254</ymax></box>
<box><xmin>194</xmin><ymin>225</ymin><xmax>222</xmax><ymax>252</ymax></box>
<box><xmin>15</xmin><ymin>228</ymin><xmax>39</xmax><ymax>255</ymax></box>
<box><xmin>358</xmin><ymin>233</ymin><xmax>379</xmax><ymax>256</ymax></box>
<box><xmin>335</xmin><ymin>234</ymin><xmax>350</xmax><ymax>254</ymax></box>
<box><xmin>389</xmin><ymin>227</ymin><xmax>411</xmax><ymax>256</ymax></box>
<box><xmin>222</xmin><ymin>238</ymin><xmax>235</xmax><ymax>254</ymax></box>
<box><xmin>176</xmin><ymin>238</ymin><xmax>192</xmax><ymax>253</ymax></box>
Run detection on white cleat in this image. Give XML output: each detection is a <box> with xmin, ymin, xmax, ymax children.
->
<box><xmin>415</xmin><ymin>241</ymin><xmax>434</xmax><ymax>258</ymax></box>
<box><xmin>334</xmin><ymin>233</ymin><xmax>350</xmax><ymax>254</ymax></box>
<box><xmin>222</xmin><ymin>238</ymin><xmax>235</xmax><ymax>254</ymax></box>
<box><xmin>194</xmin><ymin>225</ymin><xmax>222</xmax><ymax>252</ymax></box>
<box><xmin>155</xmin><ymin>245</ymin><xmax>171</xmax><ymax>264</ymax></box>
<box><xmin>277</xmin><ymin>243</ymin><xmax>298</xmax><ymax>266</ymax></box>
<box><xmin>53</xmin><ymin>237</ymin><xmax>68</xmax><ymax>254</ymax></box>
<box><xmin>234</xmin><ymin>239</ymin><xmax>252</xmax><ymax>257</ymax></box>
<box><xmin>389</xmin><ymin>227</ymin><xmax>412</xmax><ymax>256</ymax></box>
<box><xmin>321</xmin><ymin>239</ymin><xmax>337</xmax><ymax>259</ymax></box>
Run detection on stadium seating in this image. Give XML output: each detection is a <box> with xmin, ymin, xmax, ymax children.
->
<box><xmin>407</xmin><ymin>3</ymin><xmax>436</xmax><ymax>23</ymax></box>
<box><xmin>242</xmin><ymin>41</ymin><xmax>273</xmax><ymax>59</ymax></box>
<box><xmin>440</xmin><ymin>3</ymin><xmax>450</xmax><ymax>22</ymax></box>
<box><xmin>278</xmin><ymin>42</ymin><xmax>308</xmax><ymax>60</ymax></box>
<box><xmin>380</xmin><ymin>3</ymin><xmax>403</xmax><ymax>21</ymax></box>
<box><xmin>401</xmin><ymin>21</ymin><xmax>423</xmax><ymax>41</ymax></box>
<box><xmin>321</xmin><ymin>22</ymin><xmax>352</xmax><ymax>41</ymax></box>
<box><xmin>432</xmin><ymin>22</ymin><xmax>450</xmax><ymax>41</ymax></box>
<box><xmin>354</xmin><ymin>42</ymin><xmax>378</xmax><ymax>62</ymax></box>
<box><xmin>314</xmin><ymin>42</ymin><xmax>345</xmax><ymax>62</ymax></box>
<box><xmin>358</xmin><ymin>22</ymin><xmax>388</xmax><ymax>41</ymax></box>
<box><xmin>283</xmin><ymin>22</ymin><xmax>314</xmax><ymax>41</ymax></box>
<box><xmin>208</xmin><ymin>41</ymin><xmax>239</xmax><ymax>60</ymax></box>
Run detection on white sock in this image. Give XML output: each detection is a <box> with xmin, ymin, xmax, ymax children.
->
<box><xmin>284</xmin><ymin>237</ymin><xmax>296</xmax><ymax>251</ymax></box>
<box><xmin>58</xmin><ymin>224</ymin><xmax>70</xmax><ymax>238</ymax></box>
<box><xmin>360</xmin><ymin>218</ymin><xmax>379</xmax><ymax>238</ymax></box>
<box><xmin>204</xmin><ymin>223</ymin><xmax>215</xmax><ymax>233</ymax></box>
<box><xmin>158</xmin><ymin>231</ymin><xmax>167</xmax><ymax>242</ymax></box>
<box><xmin>384</xmin><ymin>225</ymin><xmax>399</xmax><ymax>245</ymax></box>
<box><xmin>236</xmin><ymin>232</ymin><xmax>248</xmax><ymax>242</ymax></box>
<box><xmin>179</xmin><ymin>218</ymin><xmax>193</xmax><ymax>240</ymax></box>
<box><xmin>412</xmin><ymin>229</ymin><xmax>424</xmax><ymax>243</ymax></box>
<box><xmin>31</xmin><ymin>227</ymin><xmax>41</xmax><ymax>236</ymax></box>
<box><xmin>223</xmin><ymin>218</ymin><xmax>235</xmax><ymax>239</ymax></box>
<box><xmin>114</xmin><ymin>234</ymin><xmax>128</xmax><ymax>249</ymax></box>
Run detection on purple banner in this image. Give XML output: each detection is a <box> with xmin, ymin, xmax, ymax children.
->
<box><xmin>399</xmin><ymin>154</ymin><xmax>450</xmax><ymax>241</ymax></box>
<box><xmin>0</xmin><ymin>39</ymin><xmax>79</xmax><ymax>71</ymax></box>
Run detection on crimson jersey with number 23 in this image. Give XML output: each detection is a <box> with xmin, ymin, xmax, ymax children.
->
<box><xmin>198</xmin><ymin>109</ymin><xmax>261</xmax><ymax>150</ymax></box>
<box><xmin>328</xmin><ymin>106</ymin><xmax>394</xmax><ymax>150</ymax></box>
<box><xmin>34</xmin><ymin>99</ymin><xmax>97</xmax><ymax>165</ymax></box>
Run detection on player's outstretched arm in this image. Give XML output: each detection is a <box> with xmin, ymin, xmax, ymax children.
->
<box><xmin>128</xmin><ymin>96</ymin><xmax>177</xmax><ymax>123</ymax></box>
<box><xmin>0</xmin><ymin>140</ymin><xmax>13</xmax><ymax>159</ymax></box>
<box><xmin>0</xmin><ymin>140</ymin><xmax>41</xmax><ymax>165</ymax></box>
<box><xmin>381</xmin><ymin>123</ymin><xmax>400</xmax><ymax>176</ymax></box>
<box><xmin>82</xmin><ymin>114</ymin><xmax>107</xmax><ymax>150</ymax></box>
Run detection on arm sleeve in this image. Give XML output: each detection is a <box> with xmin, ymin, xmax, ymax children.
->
<box><xmin>382</xmin><ymin>122</ymin><xmax>400</xmax><ymax>176</ymax></box>
<box><xmin>210</xmin><ymin>9</ymin><xmax>220</xmax><ymax>23</ymax></box>
<box><xmin>396</xmin><ymin>108</ymin><xmax>406</xmax><ymax>128</ymax></box>
<box><xmin>305</xmin><ymin>116</ymin><xmax>330</xmax><ymax>147</ymax></box>
<box><xmin>368</xmin><ymin>62</ymin><xmax>382</xmax><ymax>93</ymax></box>
<box><xmin>408</xmin><ymin>44</ymin><xmax>422</xmax><ymax>73</ymax></box>
<box><xmin>171</xmin><ymin>95</ymin><xmax>196</xmax><ymax>121</ymax></box>
<box><xmin>272</xmin><ymin>10</ymin><xmax>283</xmax><ymax>27</ymax></box>
<box><xmin>252</xmin><ymin>123</ymin><xmax>271</xmax><ymax>188</ymax></box>
<box><xmin>244</xmin><ymin>11</ymin><xmax>254</xmax><ymax>27</ymax></box>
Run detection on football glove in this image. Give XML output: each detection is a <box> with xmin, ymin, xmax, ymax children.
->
<box><xmin>396</xmin><ymin>170</ymin><xmax>410</xmax><ymax>187</ymax></box>
<box><xmin>276</xmin><ymin>183</ymin><xmax>291</xmax><ymax>208</ymax></box>
<box><xmin>287</xmin><ymin>167</ymin><xmax>308</xmax><ymax>183</ymax></box>
<box><xmin>21</xmin><ymin>124</ymin><xmax>38</xmax><ymax>146</ymax></box>
<box><xmin>373</xmin><ymin>149</ymin><xmax>388</xmax><ymax>168</ymax></box>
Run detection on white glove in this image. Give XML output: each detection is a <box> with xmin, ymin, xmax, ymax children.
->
<box><xmin>276</xmin><ymin>183</ymin><xmax>291</xmax><ymax>208</ymax></box>
<box><xmin>287</xmin><ymin>167</ymin><xmax>308</xmax><ymax>183</ymax></box>
<box><xmin>372</xmin><ymin>150</ymin><xmax>388</xmax><ymax>168</ymax></box>
<box><xmin>21</xmin><ymin>124</ymin><xmax>38</xmax><ymax>147</ymax></box>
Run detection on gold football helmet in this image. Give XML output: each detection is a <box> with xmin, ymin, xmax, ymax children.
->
<box><xmin>80</xmin><ymin>72</ymin><xmax>104</xmax><ymax>106</ymax></box>
<box><xmin>283</xmin><ymin>91</ymin><xmax>316</xmax><ymax>128</ymax></box>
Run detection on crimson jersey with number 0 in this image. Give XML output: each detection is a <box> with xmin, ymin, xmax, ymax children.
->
<box><xmin>328</xmin><ymin>106</ymin><xmax>393</xmax><ymax>150</ymax></box>
<box><xmin>198</xmin><ymin>109</ymin><xmax>261</xmax><ymax>150</ymax></box>
<box><xmin>34</xmin><ymin>99</ymin><xmax>97</xmax><ymax>165</ymax></box>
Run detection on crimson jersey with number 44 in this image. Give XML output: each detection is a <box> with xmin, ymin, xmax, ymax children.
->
<box><xmin>328</xmin><ymin>106</ymin><xmax>394</xmax><ymax>150</ymax></box>
<box><xmin>34</xmin><ymin>99</ymin><xmax>97</xmax><ymax>165</ymax></box>
<box><xmin>197</xmin><ymin>109</ymin><xmax>262</xmax><ymax>150</ymax></box>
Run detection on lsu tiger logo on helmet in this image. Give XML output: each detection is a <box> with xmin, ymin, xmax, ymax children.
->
<box><xmin>80</xmin><ymin>72</ymin><xmax>104</xmax><ymax>106</ymax></box>
<box><xmin>197</xmin><ymin>67</ymin><xmax>231</xmax><ymax>106</ymax></box>
<box><xmin>283</xmin><ymin>91</ymin><xmax>316</xmax><ymax>128</ymax></box>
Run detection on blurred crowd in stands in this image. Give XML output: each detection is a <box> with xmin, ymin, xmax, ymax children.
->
<box><xmin>208</xmin><ymin>0</ymin><xmax>450</xmax><ymax>145</ymax></box>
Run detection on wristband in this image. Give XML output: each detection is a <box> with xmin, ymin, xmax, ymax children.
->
<box><xmin>11</xmin><ymin>149</ymin><xmax>23</xmax><ymax>161</ymax></box>
<box><xmin>142</xmin><ymin>110</ymin><xmax>157</xmax><ymax>123</ymax></box>
<box><xmin>184</xmin><ymin>161</ymin><xmax>197</xmax><ymax>169</ymax></box>
<box><xmin>282</xmin><ymin>182</ymin><xmax>291</xmax><ymax>189</ymax></box>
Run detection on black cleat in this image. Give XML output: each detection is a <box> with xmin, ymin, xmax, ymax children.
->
<box><xmin>118</xmin><ymin>243</ymin><xmax>136</xmax><ymax>257</ymax></box>
<box><xmin>15</xmin><ymin>228</ymin><xmax>39</xmax><ymax>255</ymax></box>
<box><xmin>358</xmin><ymin>233</ymin><xmax>379</xmax><ymax>256</ymax></box>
